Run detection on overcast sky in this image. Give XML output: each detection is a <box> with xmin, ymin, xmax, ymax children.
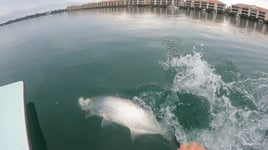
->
<box><xmin>1</xmin><ymin>0</ymin><xmax>268</xmax><ymax>23</ymax></box>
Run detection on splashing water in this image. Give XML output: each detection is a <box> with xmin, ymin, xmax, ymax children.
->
<box><xmin>136</xmin><ymin>52</ymin><xmax>268</xmax><ymax>150</ymax></box>
<box><xmin>161</xmin><ymin>52</ymin><xmax>222</xmax><ymax>104</ymax></box>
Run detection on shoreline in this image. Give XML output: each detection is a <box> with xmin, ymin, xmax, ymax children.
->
<box><xmin>0</xmin><ymin>9</ymin><xmax>65</xmax><ymax>27</ymax></box>
<box><xmin>0</xmin><ymin>4</ymin><xmax>267</xmax><ymax>27</ymax></box>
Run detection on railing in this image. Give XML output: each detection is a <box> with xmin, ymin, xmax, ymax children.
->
<box><xmin>258</xmin><ymin>16</ymin><xmax>265</xmax><ymax>19</ymax></box>
<box><xmin>231</xmin><ymin>9</ymin><xmax>238</xmax><ymax>13</ymax></box>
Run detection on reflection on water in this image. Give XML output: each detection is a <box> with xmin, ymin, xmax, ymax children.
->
<box><xmin>229</xmin><ymin>17</ymin><xmax>267</xmax><ymax>34</ymax></box>
<box><xmin>69</xmin><ymin>7</ymin><xmax>267</xmax><ymax>35</ymax></box>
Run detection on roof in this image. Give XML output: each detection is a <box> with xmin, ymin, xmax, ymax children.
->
<box><xmin>207</xmin><ymin>0</ymin><xmax>224</xmax><ymax>4</ymax></box>
<box><xmin>232</xmin><ymin>3</ymin><xmax>268</xmax><ymax>12</ymax></box>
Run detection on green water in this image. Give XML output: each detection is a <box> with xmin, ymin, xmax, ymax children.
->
<box><xmin>0</xmin><ymin>7</ymin><xmax>268</xmax><ymax>150</ymax></box>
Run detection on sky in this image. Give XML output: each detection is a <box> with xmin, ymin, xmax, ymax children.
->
<box><xmin>0</xmin><ymin>0</ymin><xmax>268</xmax><ymax>23</ymax></box>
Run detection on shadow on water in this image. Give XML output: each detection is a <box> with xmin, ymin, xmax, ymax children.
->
<box><xmin>78</xmin><ymin>116</ymin><xmax>177</xmax><ymax>150</ymax></box>
<box><xmin>26</xmin><ymin>102</ymin><xmax>48</xmax><ymax>150</ymax></box>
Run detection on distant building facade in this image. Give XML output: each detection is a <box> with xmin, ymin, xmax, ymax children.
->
<box><xmin>67</xmin><ymin>0</ymin><xmax>127</xmax><ymax>10</ymax></box>
<box><xmin>150</xmin><ymin>0</ymin><xmax>184</xmax><ymax>7</ymax></box>
<box><xmin>185</xmin><ymin>0</ymin><xmax>226</xmax><ymax>12</ymax></box>
<box><xmin>231</xmin><ymin>4</ymin><xmax>268</xmax><ymax>21</ymax></box>
<box><xmin>67</xmin><ymin>0</ymin><xmax>185</xmax><ymax>10</ymax></box>
<box><xmin>127</xmin><ymin>0</ymin><xmax>150</xmax><ymax>6</ymax></box>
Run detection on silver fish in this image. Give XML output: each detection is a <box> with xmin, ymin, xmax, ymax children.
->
<box><xmin>78</xmin><ymin>96</ymin><xmax>165</xmax><ymax>138</ymax></box>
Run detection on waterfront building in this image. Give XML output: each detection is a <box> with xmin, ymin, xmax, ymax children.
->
<box><xmin>98</xmin><ymin>0</ymin><xmax>126</xmax><ymax>7</ymax></box>
<box><xmin>185</xmin><ymin>0</ymin><xmax>226</xmax><ymax>12</ymax></box>
<box><xmin>67</xmin><ymin>0</ymin><xmax>184</xmax><ymax>10</ymax></box>
<box><xmin>231</xmin><ymin>4</ymin><xmax>268</xmax><ymax>21</ymax></box>
<box><xmin>185</xmin><ymin>0</ymin><xmax>192</xmax><ymax>8</ymax></box>
<box><xmin>150</xmin><ymin>0</ymin><xmax>184</xmax><ymax>7</ymax></box>
<box><xmin>67</xmin><ymin>0</ymin><xmax>127</xmax><ymax>10</ymax></box>
<box><xmin>128</xmin><ymin>0</ymin><xmax>150</xmax><ymax>6</ymax></box>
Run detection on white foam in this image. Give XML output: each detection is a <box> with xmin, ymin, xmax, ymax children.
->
<box><xmin>161</xmin><ymin>52</ymin><xmax>222</xmax><ymax>104</ymax></box>
<box><xmin>156</xmin><ymin>52</ymin><xmax>268</xmax><ymax>150</ymax></box>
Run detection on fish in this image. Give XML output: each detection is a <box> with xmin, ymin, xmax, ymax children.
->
<box><xmin>78</xmin><ymin>96</ymin><xmax>165</xmax><ymax>139</ymax></box>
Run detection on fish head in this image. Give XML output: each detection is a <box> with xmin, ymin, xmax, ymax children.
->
<box><xmin>78</xmin><ymin>97</ymin><xmax>93</xmax><ymax>111</ymax></box>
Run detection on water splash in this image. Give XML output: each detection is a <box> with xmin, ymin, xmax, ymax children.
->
<box><xmin>136</xmin><ymin>51</ymin><xmax>268</xmax><ymax>150</ymax></box>
<box><xmin>167</xmin><ymin>52</ymin><xmax>268</xmax><ymax>150</ymax></box>
<box><xmin>160</xmin><ymin>52</ymin><xmax>222</xmax><ymax>104</ymax></box>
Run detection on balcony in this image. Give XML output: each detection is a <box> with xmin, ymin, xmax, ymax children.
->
<box><xmin>208</xmin><ymin>6</ymin><xmax>214</xmax><ymax>9</ymax></box>
<box><xmin>201</xmin><ymin>3</ymin><xmax>207</xmax><ymax>8</ymax></box>
<box><xmin>258</xmin><ymin>15</ymin><xmax>265</xmax><ymax>19</ymax></box>
<box><xmin>241</xmin><ymin>12</ymin><xmax>248</xmax><ymax>16</ymax></box>
<box><xmin>250</xmin><ymin>10</ymin><xmax>257</xmax><ymax>13</ymax></box>
<box><xmin>250</xmin><ymin>13</ymin><xmax>256</xmax><ymax>17</ymax></box>
<box><xmin>186</xmin><ymin>1</ymin><xmax>191</xmax><ymax>4</ymax></box>
<box><xmin>259</xmin><ymin>12</ymin><xmax>265</xmax><ymax>15</ymax></box>
<box><xmin>232</xmin><ymin>6</ymin><xmax>238</xmax><ymax>10</ymax></box>
<box><xmin>259</xmin><ymin>14</ymin><xmax>265</xmax><ymax>17</ymax></box>
<box><xmin>242</xmin><ymin>10</ymin><xmax>248</xmax><ymax>13</ymax></box>
<box><xmin>208</xmin><ymin>3</ymin><xmax>214</xmax><ymax>6</ymax></box>
<box><xmin>186</xmin><ymin>2</ymin><xmax>192</xmax><ymax>7</ymax></box>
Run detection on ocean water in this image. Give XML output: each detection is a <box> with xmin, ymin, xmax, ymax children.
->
<box><xmin>0</xmin><ymin>7</ymin><xmax>268</xmax><ymax>150</ymax></box>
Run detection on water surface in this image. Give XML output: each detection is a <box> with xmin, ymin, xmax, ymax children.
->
<box><xmin>0</xmin><ymin>7</ymin><xmax>268</xmax><ymax>150</ymax></box>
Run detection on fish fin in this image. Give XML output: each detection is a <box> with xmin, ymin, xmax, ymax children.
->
<box><xmin>129</xmin><ymin>130</ymin><xmax>144</xmax><ymax>143</ymax></box>
<box><xmin>101</xmin><ymin>118</ymin><xmax>114</xmax><ymax>128</ymax></box>
<box><xmin>130</xmin><ymin>131</ymin><xmax>138</xmax><ymax>143</ymax></box>
<box><xmin>85</xmin><ymin>110</ymin><xmax>92</xmax><ymax>118</ymax></box>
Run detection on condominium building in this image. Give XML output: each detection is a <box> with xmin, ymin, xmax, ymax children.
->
<box><xmin>67</xmin><ymin>0</ymin><xmax>127</xmax><ymax>10</ymax></box>
<box><xmin>185</xmin><ymin>0</ymin><xmax>192</xmax><ymax>8</ymax></box>
<box><xmin>67</xmin><ymin>0</ymin><xmax>184</xmax><ymax>9</ymax></box>
<box><xmin>185</xmin><ymin>0</ymin><xmax>226</xmax><ymax>12</ymax></box>
<box><xmin>231</xmin><ymin>4</ymin><xmax>268</xmax><ymax>21</ymax></box>
<box><xmin>102</xmin><ymin>0</ymin><xmax>126</xmax><ymax>7</ymax></box>
<box><xmin>150</xmin><ymin>0</ymin><xmax>184</xmax><ymax>7</ymax></box>
<box><xmin>128</xmin><ymin>0</ymin><xmax>150</xmax><ymax>5</ymax></box>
